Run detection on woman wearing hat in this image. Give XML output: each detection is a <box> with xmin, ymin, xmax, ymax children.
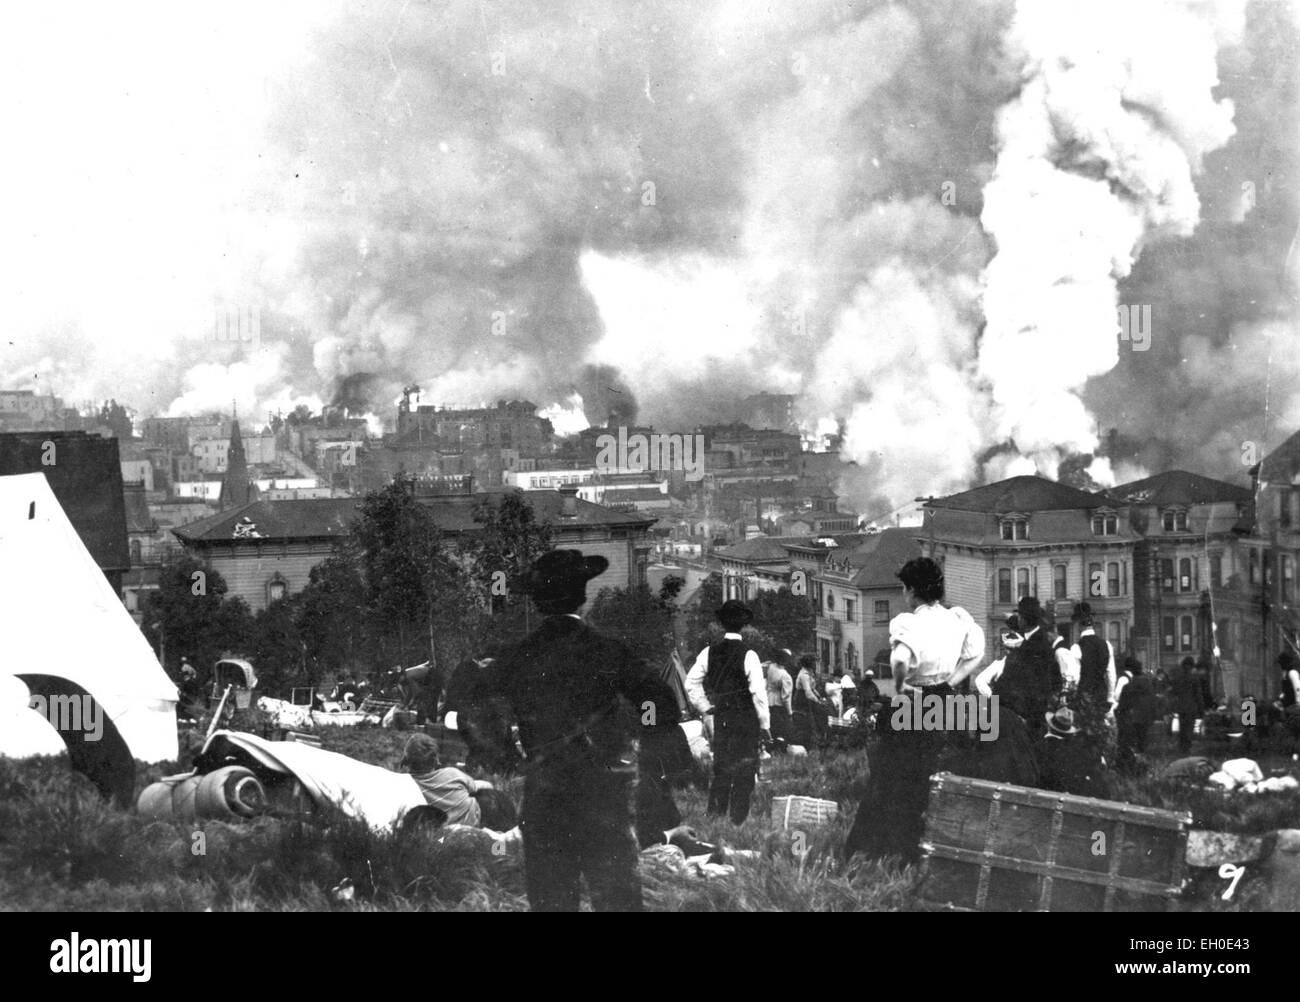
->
<box><xmin>844</xmin><ymin>558</ymin><xmax>984</xmax><ymax>863</ymax></box>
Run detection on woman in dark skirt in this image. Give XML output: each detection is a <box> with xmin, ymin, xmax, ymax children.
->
<box><xmin>843</xmin><ymin>558</ymin><xmax>985</xmax><ymax>864</ymax></box>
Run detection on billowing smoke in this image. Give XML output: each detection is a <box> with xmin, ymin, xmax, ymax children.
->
<box><xmin>20</xmin><ymin>0</ymin><xmax>1286</xmax><ymax>512</ymax></box>
<box><xmin>977</xmin><ymin>0</ymin><xmax>1243</xmax><ymax>474</ymax></box>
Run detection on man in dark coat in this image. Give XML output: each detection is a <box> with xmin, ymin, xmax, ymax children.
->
<box><xmin>685</xmin><ymin>600</ymin><xmax>771</xmax><ymax>824</ymax></box>
<box><xmin>1066</xmin><ymin>601</ymin><xmax>1115</xmax><ymax>759</ymax></box>
<box><xmin>1170</xmin><ymin>657</ymin><xmax>1205</xmax><ymax>754</ymax></box>
<box><xmin>1115</xmin><ymin>656</ymin><xmax>1158</xmax><ymax>773</ymax></box>
<box><xmin>992</xmin><ymin>597</ymin><xmax>1062</xmax><ymax>728</ymax></box>
<box><xmin>463</xmin><ymin>549</ymin><xmax>679</xmax><ymax>912</ymax></box>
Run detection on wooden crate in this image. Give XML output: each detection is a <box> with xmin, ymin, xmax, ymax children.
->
<box><xmin>772</xmin><ymin>796</ymin><xmax>839</xmax><ymax>829</ymax></box>
<box><xmin>916</xmin><ymin>772</ymin><xmax>1192</xmax><ymax>913</ymax></box>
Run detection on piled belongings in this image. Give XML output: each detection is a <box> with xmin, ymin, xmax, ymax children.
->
<box><xmin>257</xmin><ymin>696</ymin><xmax>314</xmax><ymax>733</ymax></box>
<box><xmin>1161</xmin><ymin>756</ymin><xmax>1299</xmax><ymax>794</ymax></box>
<box><xmin>1206</xmin><ymin>758</ymin><xmax>1300</xmax><ymax>794</ymax></box>
<box><xmin>138</xmin><ymin>730</ymin><xmax>426</xmax><ymax>832</ymax></box>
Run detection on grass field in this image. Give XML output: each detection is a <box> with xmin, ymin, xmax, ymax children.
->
<box><xmin>0</xmin><ymin>719</ymin><xmax>1297</xmax><ymax>912</ymax></box>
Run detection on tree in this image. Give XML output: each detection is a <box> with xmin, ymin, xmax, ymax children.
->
<box><xmin>351</xmin><ymin>479</ymin><xmax>485</xmax><ymax>670</ymax></box>
<box><xmin>249</xmin><ymin>596</ymin><xmax>306</xmax><ymax>696</ymax></box>
<box><xmin>140</xmin><ymin>553</ymin><xmax>251</xmax><ymax>679</ymax></box>
<box><xmin>296</xmin><ymin>552</ymin><xmax>370</xmax><ymax>681</ymax></box>
<box><xmin>465</xmin><ymin>489</ymin><xmax>555</xmax><ymax>643</ymax></box>
<box><xmin>587</xmin><ymin>584</ymin><xmax>677</xmax><ymax>669</ymax></box>
<box><xmin>749</xmin><ymin>587</ymin><xmax>815</xmax><ymax>655</ymax></box>
<box><xmin>686</xmin><ymin>572</ymin><xmax>725</xmax><ymax>645</ymax></box>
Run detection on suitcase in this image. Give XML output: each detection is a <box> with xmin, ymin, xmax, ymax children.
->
<box><xmin>915</xmin><ymin>772</ymin><xmax>1192</xmax><ymax>912</ymax></box>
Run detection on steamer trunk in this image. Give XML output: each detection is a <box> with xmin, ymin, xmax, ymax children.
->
<box><xmin>916</xmin><ymin>772</ymin><xmax>1192</xmax><ymax>912</ymax></box>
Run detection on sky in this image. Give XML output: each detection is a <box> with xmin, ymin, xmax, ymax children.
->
<box><xmin>1</xmin><ymin>0</ymin><xmax>1296</xmax><ymax>512</ymax></box>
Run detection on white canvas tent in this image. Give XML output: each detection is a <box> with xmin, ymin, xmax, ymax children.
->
<box><xmin>0</xmin><ymin>473</ymin><xmax>178</xmax><ymax>783</ymax></box>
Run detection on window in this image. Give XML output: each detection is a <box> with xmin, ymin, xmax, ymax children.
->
<box><xmin>820</xmin><ymin>638</ymin><xmax>830</xmax><ymax>670</ymax></box>
<box><xmin>1162</xmin><ymin>617</ymin><xmax>1176</xmax><ymax>652</ymax></box>
<box><xmin>1249</xmin><ymin>549</ymin><xmax>1260</xmax><ymax>586</ymax></box>
<box><xmin>129</xmin><ymin>539</ymin><xmax>142</xmax><ymax>564</ymax></box>
<box><xmin>1016</xmin><ymin>568</ymin><xmax>1030</xmax><ymax>600</ymax></box>
<box><xmin>1210</xmin><ymin>555</ymin><xmax>1222</xmax><ymax>590</ymax></box>
<box><xmin>1091</xmin><ymin>512</ymin><xmax>1118</xmax><ymax>536</ymax></box>
<box><xmin>1265</xmin><ymin>551</ymin><xmax>1274</xmax><ymax>587</ymax></box>
<box><xmin>1179</xmin><ymin>558</ymin><xmax>1193</xmax><ymax>592</ymax></box>
<box><xmin>826</xmin><ymin>591</ymin><xmax>834</xmax><ymax>612</ymax></box>
<box><xmin>1053</xmin><ymin>564</ymin><xmax>1067</xmax><ymax>600</ymax></box>
<box><xmin>998</xmin><ymin>568</ymin><xmax>1012</xmax><ymax>603</ymax></box>
<box><xmin>845</xmin><ymin>599</ymin><xmax>856</xmax><ymax>623</ymax></box>
<box><xmin>1180</xmin><ymin>615</ymin><xmax>1194</xmax><ymax>652</ymax></box>
<box><xmin>1161</xmin><ymin>558</ymin><xmax>1175</xmax><ymax>593</ymax></box>
<box><xmin>1001</xmin><ymin>518</ymin><xmax>1028</xmax><ymax>540</ymax></box>
<box><xmin>1107</xmin><ymin>562</ymin><xmax>1120</xmax><ymax>598</ymax></box>
<box><xmin>845</xmin><ymin>643</ymin><xmax>857</xmax><ymax>672</ymax></box>
<box><xmin>267</xmin><ymin>578</ymin><xmax>287</xmax><ymax>604</ymax></box>
<box><xmin>1284</xmin><ymin>556</ymin><xmax>1295</xmax><ymax>603</ymax></box>
<box><xmin>1108</xmin><ymin>621</ymin><xmax>1121</xmax><ymax>647</ymax></box>
<box><xmin>874</xmin><ymin>600</ymin><xmax>890</xmax><ymax>624</ymax></box>
<box><xmin>1162</xmin><ymin>509</ymin><xmax>1188</xmax><ymax>532</ymax></box>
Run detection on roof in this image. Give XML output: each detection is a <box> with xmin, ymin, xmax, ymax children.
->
<box><xmin>601</xmin><ymin>486</ymin><xmax>669</xmax><ymax>501</ymax></box>
<box><xmin>715</xmin><ymin>535</ymin><xmax>801</xmax><ymax>563</ymax></box>
<box><xmin>1108</xmin><ymin>470</ymin><xmax>1253</xmax><ymax>506</ymax></box>
<box><xmin>928</xmin><ymin>475</ymin><xmax>1108</xmax><ymax>513</ymax></box>
<box><xmin>1259</xmin><ymin>427</ymin><xmax>1300</xmax><ymax>484</ymax></box>
<box><xmin>820</xmin><ymin>528</ymin><xmax>921</xmax><ymax>589</ymax></box>
<box><xmin>0</xmin><ymin>432</ymin><xmax>130</xmax><ymax>572</ymax></box>
<box><xmin>173</xmin><ymin>488</ymin><xmax>654</xmax><ymax>544</ymax></box>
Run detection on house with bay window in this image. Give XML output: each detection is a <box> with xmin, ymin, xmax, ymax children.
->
<box><xmin>1107</xmin><ymin>470</ymin><xmax>1254</xmax><ymax>697</ymax></box>
<box><xmin>918</xmin><ymin>476</ymin><xmax>1138</xmax><ymax>660</ymax></box>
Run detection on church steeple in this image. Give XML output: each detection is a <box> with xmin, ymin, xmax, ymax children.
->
<box><xmin>218</xmin><ymin>416</ymin><xmax>256</xmax><ymax>510</ymax></box>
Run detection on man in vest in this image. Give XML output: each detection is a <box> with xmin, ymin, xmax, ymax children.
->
<box><xmin>1067</xmin><ymin>601</ymin><xmax>1116</xmax><ymax>759</ymax></box>
<box><xmin>685</xmin><ymin>600</ymin><xmax>771</xmax><ymax>824</ymax></box>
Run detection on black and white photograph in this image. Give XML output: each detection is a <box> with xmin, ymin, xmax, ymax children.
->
<box><xmin>0</xmin><ymin>0</ymin><xmax>1297</xmax><ymax>944</ymax></box>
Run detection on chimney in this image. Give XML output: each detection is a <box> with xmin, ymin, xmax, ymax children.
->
<box><xmin>559</xmin><ymin>484</ymin><xmax>578</xmax><ymax>518</ymax></box>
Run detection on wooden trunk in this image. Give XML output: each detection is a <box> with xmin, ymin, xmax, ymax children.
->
<box><xmin>916</xmin><ymin>772</ymin><xmax>1192</xmax><ymax>912</ymax></box>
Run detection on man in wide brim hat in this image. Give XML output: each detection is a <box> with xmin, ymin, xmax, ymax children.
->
<box><xmin>715</xmin><ymin>599</ymin><xmax>753</xmax><ymax>631</ymax></box>
<box><xmin>1045</xmin><ymin>705</ymin><xmax>1080</xmax><ymax>736</ymax></box>
<box><xmin>461</xmin><ymin>548</ymin><xmax>678</xmax><ymax>912</ymax></box>
<box><xmin>521</xmin><ymin>549</ymin><xmax>609</xmax><ymax>610</ymax></box>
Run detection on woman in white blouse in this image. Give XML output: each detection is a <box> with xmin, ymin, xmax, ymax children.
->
<box><xmin>844</xmin><ymin>558</ymin><xmax>984</xmax><ymax>863</ymax></box>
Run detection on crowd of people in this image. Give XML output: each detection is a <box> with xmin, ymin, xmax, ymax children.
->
<box><xmin>361</xmin><ymin>545</ymin><xmax>1300</xmax><ymax>912</ymax></box>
